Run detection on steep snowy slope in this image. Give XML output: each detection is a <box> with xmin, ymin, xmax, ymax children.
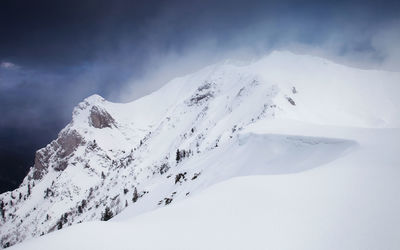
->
<box><xmin>9</xmin><ymin>125</ymin><xmax>400</xmax><ymax>250</ymax></box>
<box><xmin>1</xmin><ymin>51</ymin><xmax>399</xmax><ymax>248</ymax></box>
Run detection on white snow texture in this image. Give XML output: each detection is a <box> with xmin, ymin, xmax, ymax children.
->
<box><xmin>1</xmin><ymin>51</ymin><xmax>400</xmax><ymax>250</ymax></box>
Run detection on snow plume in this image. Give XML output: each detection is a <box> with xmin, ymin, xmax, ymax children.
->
<box><xmin>113</xmin><ymin>14</ymin><xmax>400</xmax><ymax>102</ymax></box>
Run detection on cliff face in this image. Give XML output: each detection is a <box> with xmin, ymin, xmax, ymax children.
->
<box><xmin>89</xmin><ymin>106</ymin><xmax>115</xmax><ymax>129</ymax></box>
<box><xmin>1</xmin><ymin>51</ymin><xmax>399</xmax><ymax>248</ymax></box>
<box><xmin>33</xmin><ymin>130</ymin><xmax>84</xmax><ymax>180</ymax></box>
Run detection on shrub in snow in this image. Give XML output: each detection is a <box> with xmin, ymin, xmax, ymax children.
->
<box><xmin>175</xmin><ymin>172</ymin><xmax>187</xmax><ymax>184</ymax></box>
<box><xmin>101</xmin><ymin>207</ymin><xmax>113</xmax><ymax>221</ymax></box>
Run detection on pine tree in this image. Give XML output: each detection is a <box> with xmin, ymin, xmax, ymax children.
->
<box><xmin>132</xmin><ymin>187</ymin><xmax>139</xmax><ymax>203</ymax></box>
<box><xmin>81</xmin><ymin>199</ymin><xmax>87</xmax><ymax>208</ymax></box>
<box><xmin>101</xmin><ymin>207</ymin><xmax>113</xmax><ymax>221</ymax></box>
<box><xmin>62</xmin><ymin>213</ymin><xmax>68</xmax><ymax>224</ymax></box>
<box><xmin>27</xmin><ymin>183</ymin><xmax>31</xmax><ymax>196</ymax></box>
<box><xmin>176</xmin><ymin>149</ymin><xmax>181</xmax><ymax>162</ymax></box>
<box><xmin>101</xmin><ymin>171</ymin><xmax>106</xmax><ymax>179</ymax></box>
<box><xmin>0</xmin><ymin>201</ymin><xmax>5</xmax><ymax>220</ymax></box>
<box><xmin>45</xmin><ymin>188</ymin><xmax>52</xmax><ymax>198</ymax></box>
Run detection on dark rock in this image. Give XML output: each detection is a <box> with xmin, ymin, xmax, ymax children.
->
<box><xmin>56</xmin><ymin>130</ymin><xmax>83</xmax><ymax>158</ymax></box>
<box><xmin>187</xmin><ymin>82</ymin><xmax>215</xmax><ymax>106</ymax></box>
<box><xmin>159</xmin><ymin>163</ymin><xmax>170</xmax><ymax>175</ymax></box>
<box><xmin>89</xmin><ymin>106</ymin><xmax>115</xmax><ymax>129</ymax></box>
<box><xmin>189</xmin><ymin>92</ymin><xmax>214</xmax><ymax>105</ymax></box>
<box><xmin>32</xmin><ymin>130</ymin><xmax>84</xmax><ymax>179</ymax></box>
<box><xmin>33</xmin><ymin>149</ymin><xmax>51</xmax><ymax>180</ymax></box>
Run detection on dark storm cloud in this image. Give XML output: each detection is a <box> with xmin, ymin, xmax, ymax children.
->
<box><xmin>0</xmin><ymin>0</ymin><xmax>163</xmax><ymax>69</ymax></box>
<box><xmin>1</xmin><ymin>0</ymin><xmax>399</xmax><ymax>70</ymax></box>
<box><xmin>0</xmin><ymin>0</ymin><xmax>399</xmax><ymax>192</ymax></box>
<box><xmin>1</xmin><ymin>0</ymin><xmax>399</xmax><ymax>124</ymax></box>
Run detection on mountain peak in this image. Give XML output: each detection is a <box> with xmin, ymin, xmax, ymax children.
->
<box><xmin>1</xmin><ymin>52</ymin><xmax>400</xmax><ymax>248</ymax></box>
<box><xmin>84</xmin><ymin>94</ymin><xmax>107</xmax><ymax>104</ymax></box>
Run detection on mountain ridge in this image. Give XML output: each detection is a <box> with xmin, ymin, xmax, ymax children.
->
<box><xmin>1</xmin><ymin>51</ymin><xmax>399</xmax><ymax>248</ymax></box>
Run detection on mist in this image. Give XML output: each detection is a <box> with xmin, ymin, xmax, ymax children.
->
<box><xmin>0</xmin><ymin>0</ymin><xmax>399</xmax><ymax>192</ymax></box>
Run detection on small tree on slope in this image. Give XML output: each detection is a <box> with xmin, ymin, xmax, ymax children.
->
<box><xmin>132</xmin><ymin>187</ymin><xmax>139</xmax><ymax>203</ymax></box>
<box><xmin>101</xmin><ymin>207</ymin><xmax>113</xmax><ymax>221</ymax></box>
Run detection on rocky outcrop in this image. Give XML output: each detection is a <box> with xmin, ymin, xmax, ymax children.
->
<box><xmin>32</xmin><ymin>148</ymin><xmax>51</xmax><ymax>180</ymax></box>
<box><xmin>187</xmin><ymin>82</ymin><xmax>216</xmax><ymax>106</ymax></box>
<box><xmin>55</xmin><ymin>130</ymin><xmax>83</xmax><ymax>158</ymax></box>
<box><xmin>89</xmin><ymin>106</ymin><xmax>115</xmax><ymax>129</ymax></box>
<box><xmin>32</xmin><ymin>130</ymin><xmax>84</xmax><ymax>179</ymax></box>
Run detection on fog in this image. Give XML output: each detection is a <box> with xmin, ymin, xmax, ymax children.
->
<box><xmin>0</xmin><ymin>0</ymin><xmax>399</xmax><ymax>192</ymax></box>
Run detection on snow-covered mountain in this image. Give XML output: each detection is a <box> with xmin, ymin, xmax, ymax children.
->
<box><xmin>1</xmin><ymin>51</ymin><xmax>400</xmax><ymax>249</ymax></box>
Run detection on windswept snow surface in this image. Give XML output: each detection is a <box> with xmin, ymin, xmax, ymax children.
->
<box><xmin>3</xmin><ymin>51</ymin><xmax>400</xmax><ymax>249</ymax></box>
<box><xmin>11</xmin><ymin>124</ymin><xmax>400</xmax><ymax>250</ymax></box>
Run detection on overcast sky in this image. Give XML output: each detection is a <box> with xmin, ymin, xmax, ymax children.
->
<box><xmin>0</xmin><ymin>0</ymin><xmax>399</xmax><ymax>192</ymax></box>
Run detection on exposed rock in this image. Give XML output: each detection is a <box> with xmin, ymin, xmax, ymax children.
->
<box><xmin>32</xmin><ymin>130</ymin><xmax>84</xmax><ymax>179</ymax></box>
<box><xmin>56</xmin><ymin>130</ymin><xmax>84</xmax><ymax>159</ymax></box>
<box><xmin>53</xmin><ymin>160</ymin><xmax>69</xmax><ymax>172</ymax></box>
<box><xmin>187</xmin><ymin>82</ymin><xmax>215</xmax><ymax>106</ymax></box>
<box><xmin>189</xmin><ymin>93</ymin><xmax>214</xmax><ymax>105</ymax></box>
<box><xmin>32</xmin><ymin>149</ymin><xmax>51</xmax><ymax>180</ymax></box>
<box><xmin>89</xmin><ymin>106</ymin><xmax>115</xmax><ymax>129</ymax></box>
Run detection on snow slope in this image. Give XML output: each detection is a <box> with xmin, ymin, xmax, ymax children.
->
<box><xmin>2</xmin><ymin>51</ymin><xmax>400</xmax><ymax>249</ymax></box>
<box><xmin>10</xmin><ymin>125</ymin><xmax>400</xmax><ymax>250</ymax></box>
